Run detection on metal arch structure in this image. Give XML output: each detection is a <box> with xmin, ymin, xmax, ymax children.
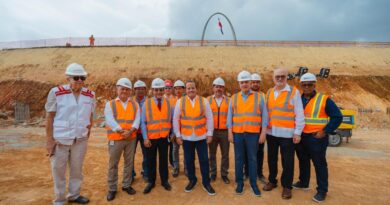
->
<box><xmin>201</xmin><ymin>12</ymin><xmax>237</xmax><ymax>46</ymax></box>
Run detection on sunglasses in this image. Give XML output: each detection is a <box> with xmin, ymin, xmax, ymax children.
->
<box><xmin>301</xmin><ymin>83</ymin><xmax>315</xmax><ymax>87</ymax></box>
<box><xmin>164</xmin><ymin>87</ymin><xmax>173</xmax><ymax>90</ymax></box>
<box><xmin>275</xmin><ymin>75</ymin><xmax>286</xmax><ymax>80</ymax></box>
<box><xmin>154</xmin><ymin>88</ymin><xmax>164</xmax><ymax>92</ymax></box>
<box><xmin>72</xmin><ymin>76</ymin><xmax>86</xmax><ymax>81</ymax></box>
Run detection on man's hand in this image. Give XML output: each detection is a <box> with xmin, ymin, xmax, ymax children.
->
<box><xmin>46</xmin><ymin>137</ymin><xmax>56</xmax><ymax>156</ymax></box>
<box><xmin>258</xmin><ymin>132</ymin><xmax>266</xmax><ymax>144</ymax></box>
<box><xmin>228</xmin><ymin>130</ymin><xmax>234</xmax><ymax>144</ymax></box>
<box><xmin>144</xmin><ymin>139</ymin><xmax>152</xmax><ymax>148</ymax></box>
<box><xmin>293</xmin><ymin>134</ymin><xmax>301</xmax><ymax>144</ymax></box>
<box><xmin>314</xmin><ymin>130</ymin><xmax>326</xmax><ymax>139</ymax></box>
<box><xmin>176</xmin><ymin>137</ymin><xmax>183</xmax><ymax>145</ymax></box>
<box><xmin>206</xmin><ymin>136</ymin><xmax>213</xmax><ymax>144</ymax></box>
<box><xmin>121</xmin><ymin>130</ymin><xmax>132</xmax><ymax>140</ymax></box>
<box><xmin>170</xmin><ymin>134</ymin><xmax>176</xmax><ymax>142</ymax></box>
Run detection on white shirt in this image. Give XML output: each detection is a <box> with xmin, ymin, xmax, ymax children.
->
<box><xmin>104</xmin><ymin>97</ymin><xmax>141</xmax><ymax>132</ymax></box>
<box><xmin>212</xmin><ymin>94</ymin><xmax>225</xmax><ymax>106</ymax></box>
<box><xmin>173</xmin><ymin>95</ymin><xmax>214</xmax><ymax>141</ymax></box>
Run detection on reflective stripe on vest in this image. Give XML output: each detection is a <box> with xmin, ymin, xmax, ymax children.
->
<box><xmin>208</xmin><ymin>96</ymin><xmax>229</xmax><ymax>130</ymax></box>
<box><xmin>145</xmin><ymin>98</ymin><xmax>172</xmax><ymax>139</ymax></box>
<box><xmin>267</xmin><ymin>87</ymin><xmax>296</xmax><ymax>129</ymax></box>
<box><xmin>180</xmin><ymin>96</ymin><xmax>207</xmax><ymax>136</ymax></box>
<box><xmin>303</xmin><ymin>93</ymin><xmax>329</xmax><ymax>133</ymax></box>
<box><xmin>106</xmin><ymin>99</ymin><xmax>137</xmax><ymax>140</ymax></box>
<box><xmin>231</xmin><ymin>92</ymin><xmax>263</xmax><ymax>133</ymax></box>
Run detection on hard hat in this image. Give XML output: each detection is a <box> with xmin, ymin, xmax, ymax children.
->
<box><xmin>134</xmin><ymin>80</ymin><xmax>146</xmax><ymax>88</ymax></box>
<box><xmin>213</xmin><ymin>77</ymin><xmax>225</xmax><ymax>86</ymax></box>
<box><xmin>300</xmin><ymin>73</ymin><xmax>317</xmax><ymax>82</ymax></box>
<box><xmin>65</xmin><ymin>63</ymin><xmax>87</xmax><ymax>76</ymax></box>
<box><xmin>237</xmin><ymin>71</ymin><xmax>251</xmax><ymax>82</ymax></box>
<box><xmin>251</xmin><ymin>73</ymin><xmax>262</xmax><ymax>81</ymax></box>
<box><xmin>116</xmin><ymin>78</ymin><xmax>132</xmax><ymax>89</ymax></box>
<box><xmin>152</xmin><ymin>78</ymin><xmax>165</xmax><ymax>88</ymax></box>
<box><xmin>174</xmin><ymin>80</ymin><xmax>185</xmax><ymax>87</ymax></box>
<box><xmin>165</xmin><ymin>79</ymin><xmax>173</xmax><ymax>87</ymax></box>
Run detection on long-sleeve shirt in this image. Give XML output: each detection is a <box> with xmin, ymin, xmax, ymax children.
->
<box><xmin>141</xmin><ymin>96</ymin><xmax>174</xmax><ymax>140</ymax></box>
<box><xmin>266</xmin><ymin>84</ymin><xmax>305</xmax><ymax>138</ymax></box>
<box><xmin>104</xmin><ymin>97</ymin><xmax>140</xmax><ymax>132</ymax></box>
<box><xmin>226</xmin><ymin>90</ymin><xmax>268</xmax><ymax>129</ymax></box>
<box><xmin>302</xmin><ymin>91</ymin><xmax>343</xmax><ymax>134</ymax></box>
<box><xmin>173</xmin><ymin>95</ymin><xmax>214</xmax><ymax>141</ymax></box>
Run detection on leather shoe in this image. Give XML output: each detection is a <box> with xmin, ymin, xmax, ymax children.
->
<box><xmin>122</xmin><ymin>186</ymin><xmax>136</xmax><ymax>195</ymax></box>
<box><xmin>282</xmin><ymin>188</ymin><xmax>292</xmax><ymax>199</ymax></box>
<box><xmin>106</xmin><ymin>191</ymin><xmax>116</xmax><ymax>201</ymax></box>
<box><xmin>184</xmin><ymin>180</ymin><xmax>197</xmax><ymax>192</ymax></box>
<box><xmin>263</xmin><ymin>182</ymin><xmax>277</xmax><ymax>191</ymax></box>
<box><xmin>172</xmin><ymin>169</ymin><xmax>179</xmax><ymax>178</ymax></box>
<box><xmin>143</xmin><ymin>183</ymin><xmax>155</xmax><ymax>194</ymax></box>
<box><xmin>162</xmin><ymin>182</ymin><xmax>172</xmax><ymax>191</ymax></box>
<box><xmin>68</xmin><ymin>195</ymin><xmax>89</xmax><ymax>204</ymax></box>
<box><xmin>221</xmin><ymin>176</ymin><xmax>230</xmax><ymax>184</ymax></box>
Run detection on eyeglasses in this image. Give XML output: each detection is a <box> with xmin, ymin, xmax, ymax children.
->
<box><xmin>301</xmin><ymin>83</ymin><xmax>315</xmax><ymax>87</ymax></box>
<box><xmin>275</xmin><ymin>75</ymin><xmax>286</xmax><ymax>80</ymax></box>
<box><xmin>165</xmin><ymin>87</ymin><xmax>172</xmax><ymax>90</ymax></box>
<box><xmin>154</xmin><ymin>88</ymin><xmax>164</xmax><ymax>92</ymax></box>
<box><xmin>72</xmin><ymin>76</ymin><xmax>86</xmax><ymax>81</ymax></box>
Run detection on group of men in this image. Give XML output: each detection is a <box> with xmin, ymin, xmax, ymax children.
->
<box><xmin>46</xmin><ymin>63</ymin><xmax>342</xmax><ymax>205</ymax></box>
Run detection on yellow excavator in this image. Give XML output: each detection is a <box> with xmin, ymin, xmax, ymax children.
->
<box><xmin>328</xmin><ymin>109</ymin><xmax>356</xmax><ymax>146</ymax></box>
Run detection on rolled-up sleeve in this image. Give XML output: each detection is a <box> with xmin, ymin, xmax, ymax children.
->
<box><xmin>204</xmin><ymin>99</ymin><xmax>214</xmax><ymax>137</ymax></box>
<box><xmin>293</xmin><ymin>90</ymin><xmax>305</xmax><ymax>135</ymax></box>
<box><xmin>104</xmin><ymin>101</ymin><xmax>122</xmax><ymax>132</ymax></box>
<box><xmin>173</xmin><ymin>100</ymin><xmax>182</xmax><ymax>138</ymax></box>
<box><xmin>45</xmin><ymin>88</ymin><xmax>57</xmax><ymax>112</ymax></box>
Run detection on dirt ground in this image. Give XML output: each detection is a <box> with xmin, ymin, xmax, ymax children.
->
<box><xmin>0</xmin><ymin>127</ymin><xmax>389</xmax><ymax>205</ymax></box>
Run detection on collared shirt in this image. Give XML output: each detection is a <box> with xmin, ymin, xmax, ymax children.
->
<box><xmin>173</xmin><ymin>95</ymin><xmax>214</xmax><ymax>141</ymax></box>
<box><xmin>141</xmin><ymin>96</ymin><xmax>174</xmax><ymax>140</ymax></box>
<box><xmin>212</xmin><ymin>94</ymin><xmax>226</xmax><ymax>106</ymax></box>
<box><xmin>226</xmin><ymin>90</ymin><xmax>268</xmax><ymax>129</ymax></box>
<box><xmin>266</xmin><ymin>84</ymin><xmax>305</xmax><ymax>137</ymax></box>
<box><xmin>104</xmin><ymin>97</ymin><xmax>140</xmax><ymax>132</ymax></box>
<box><xmin>135</xmin><ymin>95</ymin><xmax>147</xmax><ymax>108</ymax></box>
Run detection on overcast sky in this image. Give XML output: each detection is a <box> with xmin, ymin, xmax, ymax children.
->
<box><xmin>1</xmin><ymin>0</ymin><xmax>389</xmax><ymax>42</ymax></box>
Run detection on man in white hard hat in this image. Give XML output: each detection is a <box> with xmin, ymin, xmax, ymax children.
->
<box><xmin>132</xmin><ymin>80</ymin><xmax>149</xmax><ymax>182</ymax></box>
<box><xmin>207</xmin><ymin>77</ymin><xmax>231</xmax><ymax>184</ymax></box>
<box><xmin>45</xmin><ymin>63</ymin><xmax>95</xmax><ymax>204</ymax></box>
<box><xmin>141</xmin><ymin>78</ymin><xmax>173</xmax><ymax>194</ymax></box>
<box><xmin>263</xmin><ymin>68</ymin><xmax>305</xmax><ymax>200</ymax></box>
<box><xmin>104</xmin><ymin>78</ymin><xmax>140</xmax><ymax>201</ymax></box>
<box><xmin>173</xmin><ymin>80</ymin><xmax>216</xmax><ymax>195</ymax></box>
<box><xmin>293</xmin><ymin>73</ymin><xmax>342</xmax><ymax>203</ymax></box>
<box><xmin>227</xmin><ymin>71</ymin><xmax>267</xmax><ymax>197</ymax></box>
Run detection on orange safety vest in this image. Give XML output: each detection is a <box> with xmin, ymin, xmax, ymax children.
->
<box><xmin>231</xmin><ymin>92</ymin><xmax>263</xmax><ymax>133</ymax></box>
<box><xmin>303</xmin><ymin>93</ymin><xmax>329</xmax><ymax>133</ymax></box>
<box><xmin>180</xmin><ymin>96</ymin><xmax>207</xmax><ymax>136</ymax></box>
<box><xmin>267</xmin><ymin>87</ymin><xmax>297</xmax><ymax>129</ymax></box>
<box><xmin>134</xmin><ymin>96</ymin><xmax>148</xmax><ymax>133</ymax></box>
<box><xmin>208</xmin><ymin>96</ymin><xmax>229</xmax><ymax>130</ymax></box>
<box><xmin>106</xmin><ymin>99</ymin><xmax>138</xmax><ymax>140</ymax></box>
<box><xmin>168</xmin><ymin>96</ymin><xmax>178</xmax><ymax>109</ymax></box>
<box><xmin>144</xmin><ymin>97</ymin><xmax>172</xmax><ymax>139</ymax></box>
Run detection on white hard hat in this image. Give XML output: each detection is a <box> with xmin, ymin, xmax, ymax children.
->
<box><xmin>213</xmin><ymin>77</ymin><xmax>225</xmax><ymax>86</ymax></box>
<box><xmin>251</xmin><ymin>73</ymin><xmax>262</xmax><ymax>81</ymax></box>
<box><xmin>237</xmin><ymin>71</ymin><xmax>251</xmax><ymax>82</ymax></box>
<box><xmin>174</xmin><ymin>80</ymin><xmax>185</xmax><ymax>87</ymax></box>
<box><xmin>65</xmin><ymin>63</ymin><xmax>87</xmax><ymax>76</ymax></box>
<box><xmin>300</xmin><ymin>73</ymin><xmax>317</xmax><ymax>82</ymax></box>
<box><xmin>116</xmin><ymin>78</ymin><xmax>132</xmax><ymax>89</ymax></box>
<box><xmin>134</xmin><ymin>80</ymin><xmax>146</xmax><ymax>88</ymax></box>
<box><xmin>151</xmin><ymin>78</ymin><xmax>165</xmax><ymax>88</ymax></box>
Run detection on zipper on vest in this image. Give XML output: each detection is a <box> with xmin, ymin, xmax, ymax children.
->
<box><xmin>217</xmin><ymin>104</ymin><xmax>220</xmax><ymax>129</ymax></box>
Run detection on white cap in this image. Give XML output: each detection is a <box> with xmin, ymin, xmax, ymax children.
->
<box><xmin>116</xmin><ymin>78</ymin><xmax>132</xmax><ymax>89</ymax></box>
<box><xmin>151</xmin><ymin>78</ymin><xmax>165</xmax><ymax>88</ymax></box>
<box><xmin>300</xmin><ymin>73</ymin><xmax>317</xmax><ymax>82</ymax></box>
<box><xmin>213</xmin><ymin>77</ymin><xmax>225</xmax><ymax>86</ymax></box>
<box><xmin>251</xmin><ymin>73</ymin><xmax>262</xmax><ymax>81</ymax></box>
<box><xmin>237</xmin><ymin>71</ymin><xmax>251</xmax><ymax>82</ymax></box>
<box><xmin>134</xmin><ymin>80</ymin><xmax>146</xmax><ymax>88</ymax></box>
<box><xmin>65</xmin><ymin>63</ymin><xmax>87</xmax><ymax>76</ymax></box>
<box><xmin>174</xmin><ymin>80</ymin><xmax>185</xmax><ymax>87</ymax></box>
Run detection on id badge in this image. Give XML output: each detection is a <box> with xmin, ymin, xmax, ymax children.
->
<box><xmin>109</xmin><ymin>140</ymin><xmax>115</xmax><ymax>146</ymax></box>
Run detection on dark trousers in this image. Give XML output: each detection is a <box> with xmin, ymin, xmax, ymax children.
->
<box><xmin>234</xmin><ymin>132</ymin><xmax>259</xmax><ymax>187</ymax></box>
<box><xmin>296</xmin><ymin>133</ymin><xmax>329</xmax><ymax>194</ymax></box>
<box><xmin>209</xmin><ymin>129</ymin><xmax>230</xmax><ymax>177</ymax></box>
<box><xmin>183</xmin><ymin>139</ymin><xmax>210</xmax><ymax>186</ymax></box>
<box><xmin>257</xmin><ymin>143</ymin><xmax>265</xmax><ymax>177</ymax></box>
<box><xmin>134</xmin><ymin>133</ymin><xmax>149</xmax><ymax>177</ymax></box>
<box><xmin>267</xmin><ymin>134</ymin><xmax>295</xmax><ymax>189</ymax></box>
<box><xmin>146</xmin><ymin>137</ymin><xmax>169</xmax><ymax>184</ymax></box>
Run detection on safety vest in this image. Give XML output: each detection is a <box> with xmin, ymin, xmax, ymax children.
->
<box><xmin>52</xmin><ymin>85</ymin><xmax>94</xmax><ymax>140</ymax></box>
<box><xmin>303</xmin><ymin>93</ymin><xmax>329</xmax><ymax>133</ymax></box>
<box><xmin>231</xmin><ymin>92</ymin><xmax>263</xmax><ymax>133</ymax></box>
<box><xmin>208</xmin><ymin>96</ymin><xmax>229</xmax><ymax>130</ymax></box>
<box><xmin>267</xmin><ymin>86</ymin><xmax>297</xmax><ymax>129</ymax></box>
<box><xmin>106</xmin><ymin>98</ymin><xmax>138</xmax><ymax>140</ymax></box>
<box><xmin>168</xmin><ymin>96</ymin><xmax>178</xmax><ymax>109</ymax></box>
<box><xmin>144</xmin><ymin>97</ymin><xmax>172</xmax><ymax>139</ymax></box>
<box><xmin>180</xmin><ymin>96</ymin><xmax>207</xmax><ymax>136</ymax></box>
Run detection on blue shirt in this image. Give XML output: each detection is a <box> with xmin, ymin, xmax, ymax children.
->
<box><xmin>301</xmin><ymin>91</ymin><xmax>343</xmax><ymax>134</ymax></box>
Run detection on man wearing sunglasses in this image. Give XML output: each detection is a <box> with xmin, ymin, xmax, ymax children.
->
<box><xmin>293</xmin><ymin>73</ymin><xmax>342</xmax><ymax>203</ymax></box>
<box><xmin>104</xmin><ymin>78</ymin><xmax>140</xmax><ymax>201</ymax></box>
<box><xmin>263</xmin><ymin>68</ymin><xmax>305</xmax><ymax>200</ymax></box>
<box><xmin>45</xmin><ymin>63</ymin><xmax>95</xmax><ymax>204</ymax></box>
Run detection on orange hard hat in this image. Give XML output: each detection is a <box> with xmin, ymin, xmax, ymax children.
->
<box><xmin>164</xmin><ymin>79</ymin><xmax>173</xmax><ymax>87</ymax></box>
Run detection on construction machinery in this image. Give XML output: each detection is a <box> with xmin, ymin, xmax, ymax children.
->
<box><xmin>328</xmin><ymin>109</ymin><xmax>356</xmax><ymax>146</ymax></box>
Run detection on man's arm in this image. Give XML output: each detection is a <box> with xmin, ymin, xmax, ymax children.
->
<box><xmin>46</xmin><ymin>112</ymin><xmax>56</xmax><ymax>155</ymax></box>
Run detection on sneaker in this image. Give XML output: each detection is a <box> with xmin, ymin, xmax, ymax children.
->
<box><xmin>292</xmin><ymin>181</ymin><xmax>309</xmax><ymax>190</ymax></box>
<box><xmin>251</xmin><ymin>185</ymin><xmax>261</xmax><ymax>197</ymax></box>
<box><xmin>312</xmin><ymin>193</ymin><xmax>326</xmax><ymax>203</ymax></box>
<box><xmin>235</xmin><ymin>184</ymin><xmax>244</xmax><ymax>195</ymax></box>
<box><xmin>184</xmin><ymin>180</ymin><xmax>197</xmax><ymax>192</ymax></box>
<box><xmin>202</xmin><ymin>184</ymin><xmax>216</xmax><ymax>196</ymax></box>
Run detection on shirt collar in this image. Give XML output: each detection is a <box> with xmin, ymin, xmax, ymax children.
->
<box><xmin>275</xmin><ymin>84</ymin><xmax>291</xmax><ymax>92</ymax></box>
<box><xmin>240</xmin><ymin>90</ymin><xmax>253</xmax><ymax>96</ymax></box>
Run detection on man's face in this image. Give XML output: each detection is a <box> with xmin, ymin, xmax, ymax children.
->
<box><xmin>251</xmin><ymin>80</ymin><xmax>261</xmax><ymax>91</ymax></box>
<box><xmin>68</xmin><ymin>76</ymin><xmax>86</xmax><ymax>91</ymax></box>
<box><xmin>164</xmin><ymin>86</ymin><xmax>173</xmax><ymax>95</ymax></box>
<box><xmin>239</xmin><ymin>80</ymin><xmax>251</xmax><ymax>92</ymax></box>
<box><xmin>117</xmin><ymin>86</ymin><xmax>131</xmax><ymax>99</ymax></box>
<box><xmin>186</xmin><ymin>82</ymin><xmax>197</xmax><ymax>98</ymax></box>
<box><xmin>273</xmin><ymin>69</ymin><xmax>288</xmax><ymax>88</ymax></box>
<box><xmin>153</xmin><ymin>88</ymin><xmax>164</xmax><ymax>99</ymax></box>
<box><xmin>134</xmin><ymin>87</ymin><xmax>146</xmax><ymax>97</ymax></box>
<box><xmin>300</xmin><ymin>81</ymin><xmax>316</xmax><ymax>95</ymax></box>
<box><xmin>174</xmin><ymin>86</ymin><xmax>185</xmax><ymax>96</ymax></box>
<box><xmin>213</xmin><ymin>85</ymin><xmax>225</xmax><ymax>96</ymax></box>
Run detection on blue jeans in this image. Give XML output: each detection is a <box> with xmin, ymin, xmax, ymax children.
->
<box><xmin>233</xmin><ymin>132</ymin><xmax>259</xmax><ymax>187</ymax></box>
<box><xmin>183</xmin><ymin>139</ymin><xmax>210</xmax><ymax>186</ymax></box>
<box><xmin>296</xmin><ymin>133</ymin><xmax>329</xmax><ymax>194</ymax></box>
<box><xmin>134</xmin><ymin>133</ymin><xmax>149</xmax><ymax>177</ymax></box>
